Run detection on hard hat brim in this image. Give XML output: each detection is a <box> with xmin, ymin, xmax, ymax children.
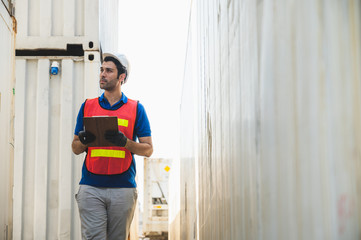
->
<box><xmin>102</xmin><ymin>53</ymin><xmax>121</xmax><ymax>64</ymax></box>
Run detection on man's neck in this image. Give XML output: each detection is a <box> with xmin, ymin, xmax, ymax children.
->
<box><xmin>104</xmin><ymin>90</ymin><xmax>122</xmax><ymax>106</ymax></box>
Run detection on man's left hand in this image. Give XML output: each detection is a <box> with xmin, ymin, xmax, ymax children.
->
<box><xmin>104</xmin><ymin>130</ymin><xmax>128</xmax><ymax>147</ymax></box>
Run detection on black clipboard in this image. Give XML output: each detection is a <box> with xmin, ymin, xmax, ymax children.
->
<box><xmin>83</xmin><ymin>116</ymin><xmax>118</xmax><ymax>147</ymax></box>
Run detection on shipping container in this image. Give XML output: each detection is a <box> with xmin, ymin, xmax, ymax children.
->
<box><xmin>11</xmin><ymin>0</ymin><xmax>129</xmax><ymax>239</ymax></box>
<box><xmin>169</xmin><ymin>14</ymin><xmax>198</xmax><ymax>239</ymax></box>
<box><xmin>143</xmin><ymin>158</ymin><xmax>171</xmax><ymax>239</ymax></box>
<box><xmin>99</xmin><ymin>0</ymin><xmax>119</xmax><ymax>54</ymax></box>
<box><xmin>0</xmin><ymin>1</ymin><xmax>15</xmax><ymax>240</ymax></box>
<box><xmin>174</xmin><ymin>0</ymin><xmax>361</xmax><ymax>240</ymax></box>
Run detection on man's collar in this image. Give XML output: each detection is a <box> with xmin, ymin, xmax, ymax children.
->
<box><xmin>99</xmin><ymin>92</ymin><xmax>128</xmax><ymax>105</ymax></box>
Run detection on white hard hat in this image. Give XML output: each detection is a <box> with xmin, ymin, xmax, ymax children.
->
<box><xmin>102</xmin><ymin>53</ymin><xmax>130</xmax><ymax>83</ymax></box>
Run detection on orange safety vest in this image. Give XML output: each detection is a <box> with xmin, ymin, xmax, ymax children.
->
<box><xmin>83</xmin><ymin>97</ymin><xmax>137</xmax><ymax>175</ymax></box>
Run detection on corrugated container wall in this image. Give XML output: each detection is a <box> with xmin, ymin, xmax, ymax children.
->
<box><xmin>0</xmin><ymin>1</ymin><xmax>15</xmax><ymax>240</ymax></box>
<box><xmin>99</xmin><ymin>0</ymin><xmax>119</xmax><ymax>54</ymax></box>
<box><xmin>176</xmin><ymin>0</ymin><xmax>361</xmax><ymax>240</ymax></box>
<box><xmin>171</xmin><ymin>18</ymin><xmax>198</xmax><ymax>240</ymax></box>
<box><xmin>12</xmin><ymin>0</ymin><xmax>119</xmax><ymax>239</ymax></box>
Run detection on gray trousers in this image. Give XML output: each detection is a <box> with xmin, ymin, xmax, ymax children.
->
<box><xmin>75</xmin><ymin>185</ymin><xmax>137</xmax><ymax>240</ymax></box>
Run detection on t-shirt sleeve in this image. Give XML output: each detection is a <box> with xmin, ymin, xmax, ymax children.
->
<box><xmin>134</xmin><ymin>102</ymin><xmax>151</xmax><ymax>138</ymax></box>
<box><xmin>74</xmin><ymin>102</ymin><xmax>86</xmax><ymax>135</ymax></box>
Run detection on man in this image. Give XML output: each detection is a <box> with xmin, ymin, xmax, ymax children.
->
<box><xmin>72</xmin><ymin>52</ymin><xmax>153</xmax><ymax>240</ymax></box>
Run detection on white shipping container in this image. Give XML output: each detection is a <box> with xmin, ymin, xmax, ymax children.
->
<box><xmin>13</xmin><ymin>56</ymin><xmax>98</xmax><ymax>240</ymax></box>
<box><xmin>11</xmin><ymin>0</ymin><xmax>131</xmax><ymax>239</ymax></box>
<box><xmin>175</xmin><ymin>0</ymin><xmax>361</xmax><ymax>240</ymax></box>
<box><xmin>99</xmin><ymin>0</ymin><xmax>119</xmax><ymax>54</ymax></box>
<box><xmin>0</xmin><ymin>2</ymin><xmax>15</xmax><ymax>240</ymax></box>
<box><xmin>143</xmin><ymin>158</ymin><xmax>171</xmax><ymax>239</ymax></box>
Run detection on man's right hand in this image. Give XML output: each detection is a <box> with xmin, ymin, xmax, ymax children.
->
<box><xmin>78</xmin><ymin>131</ymin><xmax>96</xmax><ymax>145</ymax></box>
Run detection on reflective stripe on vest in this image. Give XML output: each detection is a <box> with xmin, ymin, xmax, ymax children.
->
<box><xmin>83</xmin><ymin>97</ymin><xmax>137</xmax><ymax>175</ymax></box>
<box><xmin>91</xmin><ymin>149</ymin><xmax>126</xmax><ymax>158</ymax></box>
<box><xmin>118</xmin><ymin>119</ymin><xmax>128</xmax><ymax>127</ymax></box>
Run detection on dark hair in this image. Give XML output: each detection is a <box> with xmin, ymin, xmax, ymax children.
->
<box><xmin>103</xmin><ymin>56</ymin><xmax>126</xmax><ymax>78</ymax></box>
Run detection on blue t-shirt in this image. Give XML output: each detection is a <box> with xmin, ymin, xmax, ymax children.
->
<box><xmin>74</xmin><ymin>92</ymin><xmax>151</xmax><ymax>188</ymax></box>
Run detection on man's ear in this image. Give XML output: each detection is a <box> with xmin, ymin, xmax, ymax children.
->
<box><xmin>119</xmin><ymin>73</ymin><xmax>126</xmax><ymax>85</ymax></box>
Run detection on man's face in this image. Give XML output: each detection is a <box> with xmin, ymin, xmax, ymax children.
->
<box><xmin>99</xmin><ymin>61</ymin><xmax>121</xmax><ymax>91</ymax></box>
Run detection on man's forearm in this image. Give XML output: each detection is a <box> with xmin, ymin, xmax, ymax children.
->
<box><xmin>72</xmin><ymin>134</ymin><xmax>152</xmax><ymax>157</ymax></box>
<box><xmin>125</xmin><ymin>137</ymin><xmax>153</xmax><ymax>157</ymax></box>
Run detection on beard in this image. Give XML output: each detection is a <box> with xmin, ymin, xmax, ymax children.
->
<box><xmin>99</xmin><ymin>78</ymin><xmax>118</xmax><ymax>91</ymax></box>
